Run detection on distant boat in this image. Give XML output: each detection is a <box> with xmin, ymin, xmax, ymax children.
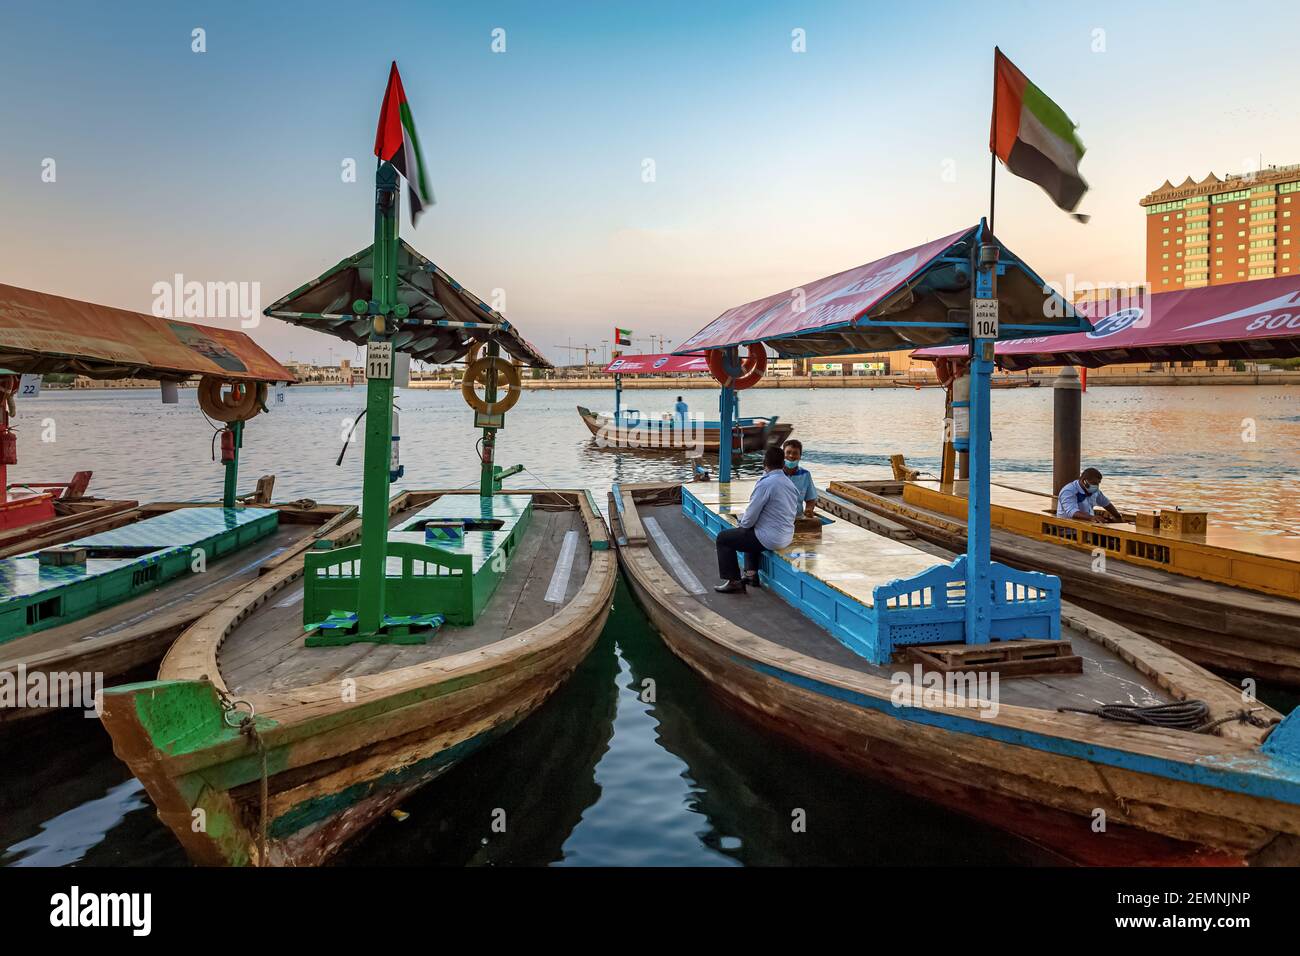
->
<box><xmin>577</xmin><ymin>405</ymin><xmax>792</xmax><ymax>454</ymax></box>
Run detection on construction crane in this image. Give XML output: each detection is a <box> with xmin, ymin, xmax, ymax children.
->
<box><xmin>554</xmin><ymin>344</ymin><xmax>600</xmax><ymax>377</ymax></box>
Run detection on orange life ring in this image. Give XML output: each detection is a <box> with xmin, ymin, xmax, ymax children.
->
<box><xmin>198</xmin><ymin>376</ymin><xmax>265</xmax><ymax>423</ymax></box>
<box><xmin>706</xmin><ymin>344</ymin><xmax>767</xmax><ymax>390</ymax></box>
<box><xmin>461</xmin><ymin>342</ymin><xmax>522</xmax><ymax>414</ymax></box>
<box><xmin>933</xmin><ymin>357</ymin><xmax>967</xmax><ymax>389</ymax></box>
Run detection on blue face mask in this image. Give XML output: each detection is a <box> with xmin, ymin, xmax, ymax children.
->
<box><xmin>784</xmin><ymin>458</ymin><xmax>799</xmax><ymax>470</ymax></box>
<box><xmin>1081</xmin><ymin>480</ymin><xmax>1097</xmax><ymax>494</ymax></box>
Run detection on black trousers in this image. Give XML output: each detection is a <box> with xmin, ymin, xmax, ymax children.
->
<box><xmin>716</xmin><ymin>525</ymin><xmax>766</xmax><ymax>580</ymax></box>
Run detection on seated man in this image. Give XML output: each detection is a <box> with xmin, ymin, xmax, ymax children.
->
<box><xmin>1057</xmin><ymin>467</ymin><xmax>1123</xmax><ymax>524</ymax></box>
<box><xmin>714</xmin><ymin>445</ymin><xmax>799</xmax><ymax>593</ymax></box>
<box><xmin>781</xmin><ymin>438</ymin><xmax>819</xmax><ymax>519</ymax></box>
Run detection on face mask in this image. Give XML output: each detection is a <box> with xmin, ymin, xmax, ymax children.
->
<box><xmin>1082</xmin><ymin>481</ymin><xmax>1097</xmax><ymax>494</ymax></box>
<box><xmin>784</xmin><ymin>458</ymin><xmax>798</xmax><ymax>470</ymax></box>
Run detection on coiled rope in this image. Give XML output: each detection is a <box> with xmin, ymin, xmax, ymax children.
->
<box><xmin>1058</xmin><ymin>700</ymin><xmax>1276</xmax><ymax>734</ymax></box>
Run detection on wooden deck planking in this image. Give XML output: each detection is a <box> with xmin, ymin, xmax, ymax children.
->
<box><xmin>640</xmin><ymin>504</ymin><xmax>1171</xmax><ymax>712</ymax></box>
<box><xmin>222</xmin><ymin>507</ymin><xmax>589</xmax><ymax>695</ymax></box>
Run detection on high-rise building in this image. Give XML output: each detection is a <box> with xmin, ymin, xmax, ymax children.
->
<box><xmin>1141</xmin><ymin>164</ymin><xmax>1300</xmax><ymax>290</ymax></box>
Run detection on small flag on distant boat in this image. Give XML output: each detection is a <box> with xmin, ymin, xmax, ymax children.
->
<box><xmin>374</xmin><ymin>61</ymin><xmax>435</xmax><ymax>224</ymax></box>
<box><xmin>614</xmin><ymin>327</ymin><xmax>633</xmax><ymax>347</ymax></box>
<box><xmin>990</xmin><ymin>48</ymin><xmax>1089</xmax><ymax>222</ymax></box>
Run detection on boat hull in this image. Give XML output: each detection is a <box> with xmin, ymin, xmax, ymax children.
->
<box><xmin>99</xmin><ymin>489</ymin><xmax>616</xmax><ymax>866</ymax></box>
<box><xmin>610</xmin><ymin>483</ymin><xmax>1300</xmax><ymax>866</ymax></box>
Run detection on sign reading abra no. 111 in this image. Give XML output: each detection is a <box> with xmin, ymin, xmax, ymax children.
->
<box><xmin>366</xmin><ymin>342</ymin><xmax>393</xmax><ymax>380</ymax></box>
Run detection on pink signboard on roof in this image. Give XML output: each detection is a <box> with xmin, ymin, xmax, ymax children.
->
<box><xmin>676</xmin><ymin>228</ymin><xmax>972</xmax><ymax>352</ymax></box>
<box><xmin>603</xmin><ymin>352</ymin><xmax>710</xmax><ymax>375</ymax></box>
<box><xmin>914</xmin><ymin>273</ymin><xmax>1300</xmax><ymax>368</ymax></box>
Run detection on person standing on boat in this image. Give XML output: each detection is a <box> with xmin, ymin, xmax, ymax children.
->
<box><xmin>714</xmin><ymin>445</ymin><xmax>799</xmax><ymax>593</ymax></box>
<box><xmin>1057</xmin><ymin>467</ymin><xmax>1123</xmax><ymax>524</ymax></box>
<box><xmin>781</xmin><ymin>439</ymin><xmax>819</xmax><ymax>519</ymax></box>
<box><xmin>674</xmin><ymin>395</ymin><xmax>689</xmax><ymax>429</ymax></box>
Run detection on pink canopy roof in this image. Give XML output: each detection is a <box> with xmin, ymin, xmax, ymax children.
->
<box><xmin>603</xmin><ymin>352</ymin><xmax>710</xmax><ymax>375</ymax></box>
<box><xmin>673</xmin><ymin>225</ymin><xmax>1085</xmax><ymax>357</ymax></box>
<box><xmin>915</xmin><ymin>273</ymin><xmax>1300</xmax><ymax>369</ymax></box>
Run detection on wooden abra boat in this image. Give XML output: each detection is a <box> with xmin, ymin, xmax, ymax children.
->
<box><xmin>580</xmin><ymin>350</ymin><xmax>792</xmax><ymax>454</ymax></box>
<box><xmin>100</xmin><ymin>138</ymin><xmax>613</xmax><ymax>865</ymax></box>
<box><xmin>627</xmin><ymin>224</ymin><xmax>1300</xmax><ymax>864</ymax></box>
<box><xmin>0</xmin><ymin>286</ymin><xmax>325</xmax><ymax>725</ymax></box>
<box><xmin>611</xmin><ymin>479</ymin><xmax>1300</xmax><ymax>865</ymax></box>
<box><xmin>100</xmin><ymin>488</ymin><xmax>614</xmax><ymax>865</ymax></box>
<box><xmin>577</xmin><ymin>404</ymin><xmax>791</xmax><ymax>453</ymax></box>
<box><xmin>822</xmin><ymin>476</ymin><xmax>1300</xmax><ymax>688</ymax></box>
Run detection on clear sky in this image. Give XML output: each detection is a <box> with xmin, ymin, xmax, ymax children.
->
<box><xmin>2</xmin><ymin>0</ymin><xmax>1298</xmax><ymax>365</ymax></box>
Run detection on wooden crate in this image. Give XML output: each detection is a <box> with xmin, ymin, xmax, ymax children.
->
<box><xmin>905</xmin><ymin>639</ymin><xmax>1083</xmax><ymax>677</ymax></box>
<box><xmin>1160</xmin><ymin>508</ymin><xmax>1209</xmax><ymax>535</ymax></box>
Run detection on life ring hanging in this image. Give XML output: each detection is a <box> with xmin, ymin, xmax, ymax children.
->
<box><xmin>461</xmin><ymin>342</ymin><xmax>522</xmax><ymax>415</ymax></box>
<box><xmin>707</xmin><ymin>344</ymin><xmax>767</xmax><ymax>390</ymax></box>
<box><xmin>198</xmin><ymin>376</ymin><xmax>266</xmax><ymax>423</ymax></box>
<box><xmin>933</xmin><ymin>357</ymin><xmax>969</xmax><ymax>389</ymax></box>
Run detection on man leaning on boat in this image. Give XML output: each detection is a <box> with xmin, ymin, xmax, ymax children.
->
<box><xmin>1057</xmin><ymin>467</ymin><xmax>1123</xmax><ymax>524</ymax></box>
<box><xmin>714</xmin><ymin>445</ymin><xmax>800</xmax><ymax>593</ymax></box>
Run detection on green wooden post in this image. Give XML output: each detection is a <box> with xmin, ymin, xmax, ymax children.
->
<box><xmin>357</xmin><ymin>163</ymin><xmax>401</xmax><ymax>635</ymax></box>
<box><xmin>478</xmin><ymin>341</ymin><xmax>501</xmax><ymax>497</ymax></box>
<box><xmin>221</xmin><ymin>419</ymin><xmax>243</xmax><ymax>508</ymax></box>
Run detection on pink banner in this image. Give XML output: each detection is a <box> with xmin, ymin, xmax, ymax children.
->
<box><xmin>915</xmin><ymin>274</ymin><xmax>1300</xmax><ymax>368</ymax></box>
<box><xmin>604</xmin><ymin>352</ymin><xmax>710</xmax><ymax>375</ymax></box>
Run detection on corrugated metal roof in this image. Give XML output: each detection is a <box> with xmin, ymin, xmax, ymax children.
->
<box><xmin>265</xmin><ymin>240</ymin><xmax>551</xmax><ymax>368</ymax></box>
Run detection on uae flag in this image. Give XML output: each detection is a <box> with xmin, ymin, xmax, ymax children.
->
<box><xmin>990</xmin><ymin>48</ymin><xmax>1088</xmax><ymax>220</ymax></box>
<box><xmin>614</xmin><ymin>327</ymin><xmax>632</xmax><ymax>347</ymax></box>
<box><xmin>374</xmin><ymin>61</ymin><xmax>434</xmax><ymax>224</ymax></box>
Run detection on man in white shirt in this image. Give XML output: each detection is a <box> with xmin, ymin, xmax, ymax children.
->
<box><xmin>1057</xmin><ymin>467</ymin><xmax>1123</xmax><ymax>524</ymax></box>
<box><xmin>714</xmin><ymin>445</ymin><xmax>800</xmax><ymax>593</ymax></box>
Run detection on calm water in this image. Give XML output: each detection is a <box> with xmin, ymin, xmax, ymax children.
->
<box><xmin>1</xmin><ymin>383</ymin><xmax>1297</xmax><ymax>866</ymax></box>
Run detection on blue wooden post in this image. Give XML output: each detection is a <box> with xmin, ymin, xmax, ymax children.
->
<box><xmin>964</xmin><ymin>228</ymin><xmax>997</xmax><ymax>646</ymax></box>
<box><xmin>718</xmin><ymin>384</ymin><xmax>735</xmax><ymax>484</ymax></box>
<box><xmin>614</xmin><ymin>373</ymin><xmax>622</xmax><ymax>421</ymax></box>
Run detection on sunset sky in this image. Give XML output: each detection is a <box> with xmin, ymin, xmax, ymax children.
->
<box><xmin>2</xmin><ymin>0</ymin><xmax>1298</xmax><ymax>365</ymax></box>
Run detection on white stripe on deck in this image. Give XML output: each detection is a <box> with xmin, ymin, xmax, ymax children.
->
<box><xmin>273</xmin><ymin>586</ymin><xmax>305</xmax><ymax>608</ymax></box>
<box><xmin>642</xmin><ymin>517</ymin><xmax>706</xmax><ymax>595</ymax></box>
<box><xmin>544</xmin><ymin>531</ymin><xmax>580</xmax><ymax>604</ymax></box>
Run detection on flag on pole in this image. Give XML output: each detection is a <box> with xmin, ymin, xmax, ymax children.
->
<box><xmin>614</xmin><ymin>327</ymin><xmax>633</xmax><ymax>347</ymax></box>
<box><xmin>990</xmin><ymin>48</ymin><xmax>1088</xmax><ymax>221</ymax></box>
<box><xmin>374</xmin><ymin>61</ymin><xmax>435</xmax><ymax>224</ymax></box>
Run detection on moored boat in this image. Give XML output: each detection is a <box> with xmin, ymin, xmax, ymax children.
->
<box><xmin>579</xmin><ymin>350</ymin><xmax>792</xmax><ymax>454</ymax></box>
<box><xmin>98</xmin><ymin>104</ymin><xmax>615</xmax><ymax>864</ymax></box>
<box><xmin>615</xmin><ymin>223</ymin><xmax>1300</xmax><ymax>864</ymax></box>
<box><xmin>0</xmin><ymin>286</ymin><xmax>348</xmax><ymax>726</ymax></box>
<box><xmin>611</xmin><ymin>478</ymin><xmax>1300</xmax><ymax>865</ymax></box>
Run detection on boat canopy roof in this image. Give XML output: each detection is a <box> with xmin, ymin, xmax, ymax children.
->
<box><xmin>265</xmin><ymin>240</ymin><xmax>551</xmax><ymax>368</ymax></box>
<box><xmin>914</xmin><ymin>273</ymin><xmax>1300</xmax><ymax>369</ymax></box>
<box><xmin>603</xmin><ymin>352</ymin><xmax>709</xmax><ymax>375</ymax></box>
<box><xmin>674</xmin><ymin>224</ymin><xmax>1088</xmax><ymax>358</ymax></box>
<box><xmin>0</xmin><ymin>283</ymin><xmax>293</xmax><ymax>382</ymax></box>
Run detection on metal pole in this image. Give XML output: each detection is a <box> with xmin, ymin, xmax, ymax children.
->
<box><xmin>479</xmin><ymin>341</ymin><xmax>500</xmax><ymax>496</ymax></box>
<box><xmin>718</xmin><ymin>384</ymin><xmax>735</xmax><ymax>484</ymax></box>
<box><xmin>1052</xmin><ymin>366</ymin><xmax>1082</xmax><ymax>495</ymax></box>
<box><xmin>964</xmin><ymin>226</ymin><xmax>997</xmax><ymax>646</ymax></box>
<box><xmin>357</xmin><ymin>162</ymin><xmax>400</xmax><ymax>635</ymax></box>
<box><xmin>222</xmin><ymin>418</ymin><xmax>243</xmax><ymax>508</ymax></box>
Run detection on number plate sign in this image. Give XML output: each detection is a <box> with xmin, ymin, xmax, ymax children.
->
<box><xmin>366</xmin><ymin>342</ymin><xmax>393</xmax><ymax>380</ymax></box>
<box><xmin>971</xmin><ymin>299</ymin><xmax>999</xmax><ymax>339</ymax></box>
<box><xmin>18</xmin><ymin>374</ymin><xmax>41</xmax><ymax>397</ymax></box>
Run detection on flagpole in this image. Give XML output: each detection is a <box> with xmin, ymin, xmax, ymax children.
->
<box><xmin>989</xmin><ymin>47</ymin><xmax>998</xmax><ymax>238</ymax></box>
